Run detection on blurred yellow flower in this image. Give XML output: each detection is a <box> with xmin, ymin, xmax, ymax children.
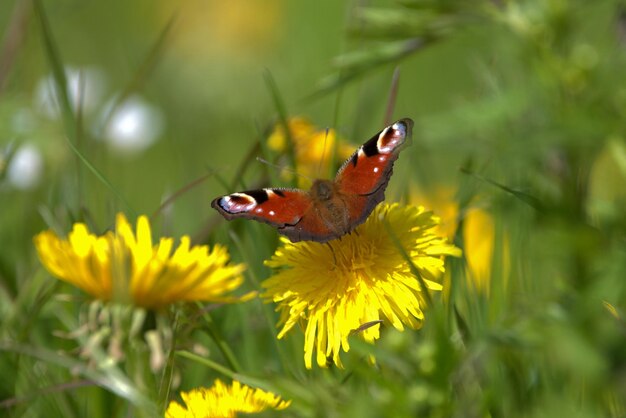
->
<box><xmin>267</xmin><ymin>117</ymin><xmax>355</xmax><ymax>187</ymax></box>
<box><xmin>262</xmin><ymin>203</ymin><xmax>461</xmax><ymax>368</ymax></box>
<box><xmin>411</xmin><ymin>184</ymin><xmax>509</xmax><ymax>293</ymax></box>
<box><xmin>165</xmin><ymin>379</ymin><xmax>290</xmax><ymax>418</ymax></box>
<box><xmin>462</xmin><ymin>207</ymin><xmax>504</xmax><ymax>293</ymax></box>
<box><xmin>164</xmin><ymin>0</ymin><xmax>283</xmax><ymax>58</ymax></box>
<box><xmin>34</xmin><ymin>213</ymin><xmax>248</xmax><ymax>309</ymax></box>
<box><xmin>587</xmin><ymin>137</ymin><xmax>626</xmax><ymax>226</ymax></box>
<box><xmin>409</xmin><ymin>185</ymin><xmax>458</xmax><ymax>237</ymax></box>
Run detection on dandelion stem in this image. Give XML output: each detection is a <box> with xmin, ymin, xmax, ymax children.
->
<box><xmin>201</xmin><ymin>312</ymin><xmax>242</xmax><ymax>373</ymax></box>
<box><xmin>227</xmin><ymin>231</ymin><xmax>290</xmax><ymax>374</ymax></box>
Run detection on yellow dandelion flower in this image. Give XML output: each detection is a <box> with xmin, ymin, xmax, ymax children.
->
<box><xmin>262</xmin><ymin>203</ymin><xmax>461</xmax><ymax>368</ymax></box>
<box><xmin>34</xmin><ymin>213</ymin><xmax>248</xmax><ymax>309</ymax></box>
<box><xmin>267</xmin><ymin>117</ymin><xmax>354</xmax><ymax>187</ymax></box>
<box><xmin>165</xmin><ymin>379</ymin><xmax>291</xmax><ymax>418</ymax></box>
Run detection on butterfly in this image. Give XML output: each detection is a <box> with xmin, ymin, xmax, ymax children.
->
<box><xmin>211</xmin><ymin>118</ymin><xmax>413</xmax><ymax>243</ymax></box>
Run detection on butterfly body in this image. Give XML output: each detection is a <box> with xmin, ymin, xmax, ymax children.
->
<box><xmin>212</xmin><ymin>118</ymin><xmax>413</xmax><ymax>243</ymax></box>
<box><xmin>294</xmin><ymin>178</ymin><xmax>355</xmax><ymax>241</ymax></box>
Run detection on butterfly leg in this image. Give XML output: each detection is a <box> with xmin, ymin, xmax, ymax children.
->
<box><xmin>325</xmin><ymin>242</ymin><xmax>338</xmax><ymax>267</ymax></box>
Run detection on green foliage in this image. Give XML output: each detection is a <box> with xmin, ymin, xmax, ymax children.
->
<box><xmin>1</xmin><ymin>0</ymin><xmax>626</xmax><ymax>417</ymax></box>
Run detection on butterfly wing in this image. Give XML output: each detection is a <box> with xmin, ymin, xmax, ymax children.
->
<box><xmin>212</xmin><ymin>187</ymin><xmax>341</xmax><ymax>242</ymax></box>
<box><xmin>278</xmin><ymin>208</ymin><xmax>338</xmax><ymax>242</ymax></box>
<box><xmin>212</xmin><ymin>188</ymin><xmax>312</xmax><ymax>228</ymax></box>
<box><xmin>212</xmin><ymin>118</ymin><xmax>412</xmax><ymax>243</ymax></box>
<box><xmin>335</xmin><ymin>118</ymin><xmax>413</xmax><ymax>226</ymax></box>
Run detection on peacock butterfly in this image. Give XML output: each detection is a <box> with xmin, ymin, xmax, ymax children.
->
<box><xmin>211</xmin><ymin>118</ymin><xmax>413</xmax><ymax>243</ymax></box>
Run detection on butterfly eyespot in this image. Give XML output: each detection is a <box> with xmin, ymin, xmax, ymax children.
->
<box><xmin>373</xmin><ymin>167</ymin><xmax>379</xmax><ymax>173</ymax></box>
<box><xmin>221</xmin><ymin>194</ymin><xmax>257</xmax><ymax>213</ymax></box>
<box><xmin>269</xmin><ymin>210</ymin><xmax>276</xmax><ymax>216</ymax></box>
<box><xmin>377</xmin><ymin>123</ymin><xmax>408</xmax><ymax>154</ymax></box>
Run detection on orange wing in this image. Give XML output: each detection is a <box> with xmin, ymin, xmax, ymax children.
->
<box><xmin>212</xmin><ymin>187</ymin><xmax>341</xmax><ymax>242</ymax></box>
<box><xmin>212</xmin><ymin>188</ymin><xmax>312</xmax><ymax>228</ymax></box>
<box><xmin>335</xmin><ymin>118</ymin><xmax>413</xmax><ymax>224</ymax></box>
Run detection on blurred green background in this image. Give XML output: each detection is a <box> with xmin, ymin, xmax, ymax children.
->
<box><xmin>0</xmin><ymin>0</ymin><xmax>493</xmax><ymax>239</ymax></box>
<box><xmin>1</xmin><ymin>0</ymin><xmax>626</xmax><ymax>417</ymax></box>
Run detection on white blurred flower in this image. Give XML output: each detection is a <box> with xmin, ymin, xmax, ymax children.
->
<box><xmin>34</xmin><ymin>66</ymin><xmax>106</xmax><ymax>119</ymax></box>
<box><xmin>7</xmin><ymin>144</ymin><xmax>43</xmax><ymax>190</ymax></box>
<box><xmin>101</xmin><ymin>95</ymin><xmax>164</xmax><ymax>155</ymax></box>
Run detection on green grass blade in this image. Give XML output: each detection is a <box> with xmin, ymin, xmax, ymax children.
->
<box><xmin>460</xmin><ymin>167</ymin><xmax>543</xmax><ymax>211</ymax></box>
<box><xmin>310</xmin><ymin>39</ymin><xmax>425</xmax><ymax>99</ymax></box>
<box><xmin>0</xmin><ymin>342</ymin><xmax>157</xmax><ymax>413</ymax></box>
<box><xmin>263</xmin><ymin>70</ymin><xmax>297</xmax><ymax>187</ymax></box>
<box><xmin>34</xmin><ymin>0</ymin><xmax>136</xmax><ymax>216</ymax></box>
<box><xmin>175</xmin><ymin>350</ymin><xmax>236</xmax><ymax>379</ymax></box>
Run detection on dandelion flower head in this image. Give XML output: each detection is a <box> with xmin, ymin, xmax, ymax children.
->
<box><xmin>165</xmin><ymin>379</ymin><xmax>290</xmax><ymax>418</ymax></box>
<box><xmin>263</xmin><ymin>203</ymin><xmax>461</xmax><ymax>368</ymax></box>
<box><xmin>34</xmin><ymin>213</ymin><xmax>247</xmax><ymax>309</ymax></box>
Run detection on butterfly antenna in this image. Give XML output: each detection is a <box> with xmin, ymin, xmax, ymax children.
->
<box><xmin>384</xmin><ymin>66</ymin><xmax>401</xmax><ymax>126</ymax></box>
<box><xmin>256</xmin><ymin>157</ymin><xmax>312</xmax><ymax>183</ymax></box>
